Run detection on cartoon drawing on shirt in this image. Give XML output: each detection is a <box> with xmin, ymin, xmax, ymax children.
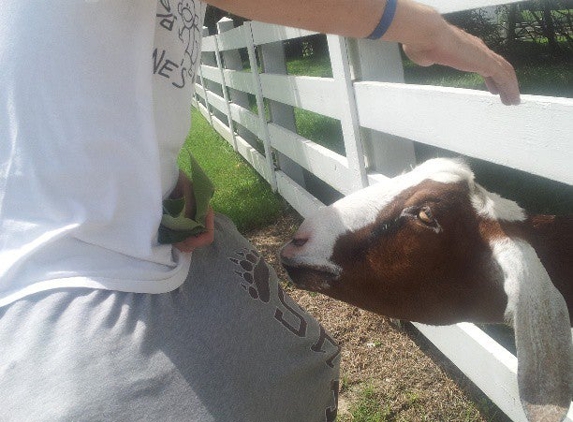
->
<box><xmin>175</xmin><ymin>0</ymin><xmax>202</xmax><ymax>88</ymax></box>
<box><xmin>155</xmin><ymin>0</ymin><xmax>204</xmax><ymax>89</ymax></box>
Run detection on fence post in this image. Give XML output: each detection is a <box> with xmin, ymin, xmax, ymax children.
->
<box><xmin>216</xmin><ymin>18</ymin><xmax>259</xmax><ymax>150</ymax></box>
<box><xmin>213</xmin><ymin>30</ymin><xmax>238</xmax><ymax>150</ymax></box>
<box><xmin>244</xmin><ymin>22</ymin><xmax>278</xmax><ymax>191</ymax></box>
<box><xmin>196</xmin><ymin>26</ymin><xmax>214</xmax><ymax>126</ymax></box>
<box><xmin>256</xmin><ymin>27</ymin><xmax>307</xmax><ymax>190</ymax></box>
<box><xmin>327</xmin><ymin>35</ymin><xmax>369</xmax><ymax>191</ymax></box>
<box><xmin>347</xmin><ymin>39</ymin><xmax>416</xmax><ymax>178</ymax></box>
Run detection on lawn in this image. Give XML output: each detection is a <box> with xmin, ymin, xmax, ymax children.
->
<box><xmin>178</xmin><ymin>108</ymin><xmax>285</xmax><ymax>233</ymax></box>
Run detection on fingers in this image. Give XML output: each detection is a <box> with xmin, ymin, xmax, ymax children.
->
<box><xmin>445</xmin><ymin>27</ymin><xmax>521</xmax><ymax>104</ymax></box>
<box><xmin>402</xmin><ymin>24</ymin><xmax>521</xmax><ymax>105</ymax></box>
<box><xmin>482</xmin><ymin>57</ymin><xmax>521</xmax><ymax>106</ymax></box>
<box><xmin>174</xmin><ymin>207</ymin><xmax>215</xmax><ymax>253</ymax></box>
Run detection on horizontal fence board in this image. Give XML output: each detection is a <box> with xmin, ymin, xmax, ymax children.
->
<box><xmin>194</xmin><ymin>100</ymin><xmax>209</xmax><ymax>120</ymax></box>
<box><xmin>194</xmin><ymin>82</ymin><xmax>206</xmax><ymax>100</ymax></box>
<box><xmin>201</xmin><ymin>36</ymin><xmax>216</xmax><ymax>53</ymax></box>
<box><xmin>367</xmin><ymin>172</ymin><xmax>390</xmax><ymax>186</ymax></box>
<box><xmin>216</xmin><ymin>25</ymin><xmax>248</xmax><ymax>52</ymax></box>
<box><xmin>275</xmin><ymin>171</ymin><xmax>325</xmax><ymax>218</ymax></box>
<box><xmin>250</xmin><ymin>22</ymin><xmax>318</xmax><ymax>46</ymax></box>
<box><xmin>223</xmin><ymin>69</ymin><xmax>256</xmax><ymax>95</ymax></box>
<box><xmin>268</xmin><ymin>123</ymin><xmax>354</xmax><ymax>194</ymax></box>
<box><xmin>203</xmin><ymin>90</ymin><xmax>228</xmax><ymax>116</ymax></box>
<box><xmin>418</xmin><ymin>0</ymin><xmax>526</xmax><ymax>14</ymax></box>
<box><xmin>230</xmin><ymin>103</ymin><xmax>264</xmax><ymax>140</ymax></box>
<box><xmin>234</xmin><ymin>135</ymin><xmax>275</xmax><ymax>185</ymax></box>
<box><xmin>260</xmin><ymin>74</ymin><xmax>341</xmax><ymax>119</ymax></box>
<box><xmin>355</xmin><ymin>82</ymin><xmax>573</xmax><ymax>185</ymax></box>
<box><xmin>199</xmin><ymin>64</ymin><xmax>222</xmax><ymax>85</ymax></box>
<box><xmin>210</xmin><ymin>114</ymin><xmax>234</xmax><ymax>146</ymax></box>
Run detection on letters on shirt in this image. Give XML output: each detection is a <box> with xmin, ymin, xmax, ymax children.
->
<box><xmin>154</xmin><ymin>0</ymin><xmax>203</xmax><ymax>89</ymax></box>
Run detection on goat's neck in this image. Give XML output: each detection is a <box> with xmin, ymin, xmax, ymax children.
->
<box><xmin>509</xmin><ymin>215</ymin><xmax>573</xmax><ymax>323</ymax></box>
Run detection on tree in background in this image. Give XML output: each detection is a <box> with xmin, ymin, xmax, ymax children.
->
<box><xmin>204</xmin><ymin>6</ymin><xmax>245</xmax><ymax>35</ymax></box>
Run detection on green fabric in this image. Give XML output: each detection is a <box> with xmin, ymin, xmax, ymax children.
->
<box><xmin>158</xmin><ymin>154</ymin><xmax>215</xmax><ymax>244</ymax></box>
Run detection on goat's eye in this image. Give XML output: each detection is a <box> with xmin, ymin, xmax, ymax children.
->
<box><xmin>418</xmin><ymin>207</ymin><xmax>434</xmax><ymax>224</ymax></box>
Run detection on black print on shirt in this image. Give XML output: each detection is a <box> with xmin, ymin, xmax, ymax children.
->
<box><xmin>229</xmin><ymin>249</ymin><xmax>271</xmax><ymax>303</ymax></box>
<box><xmin>229</xmin><ymin>247</ymin><xmax>340</xmax><ymax>421</ymax></box>
<box><xmin>154</xmin><ymin>0</ymin><xmax>203</xmax><ymax>89</ymax></box>
<box><xmin>229</xmin><ymin>248</ymin><xmax>342</xmax><ymax>369</ymax></box>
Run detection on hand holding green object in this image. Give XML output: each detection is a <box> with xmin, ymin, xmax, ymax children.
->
<box><xmin>158</xmin><ymin>154</ymin><xmax>215</xmax><ymax>244</ymax></box>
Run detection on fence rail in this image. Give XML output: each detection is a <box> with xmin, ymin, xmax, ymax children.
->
<box><xmin>195</xmin><ymin>3</ymin><xmax>573</xmax><ymax>421</ymax></box>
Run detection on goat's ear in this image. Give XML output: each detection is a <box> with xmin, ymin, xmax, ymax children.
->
<box><xmin>492</xmin><ymin>238</ymin><xmax>573</xmax><ymax>422</ymax></box>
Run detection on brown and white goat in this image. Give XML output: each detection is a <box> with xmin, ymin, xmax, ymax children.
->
<box><xmin>280</xmin><ymin>158</ymin><xmax>573</xmax><ymax>422</ymax></box>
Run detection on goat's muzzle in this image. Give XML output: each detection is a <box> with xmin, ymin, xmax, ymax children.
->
<box><xmin>280</xmin><ymin>240</ymin><xmax>340</xmax><ymax>292</ymax></box>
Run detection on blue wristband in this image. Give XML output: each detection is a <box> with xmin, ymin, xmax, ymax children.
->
<box><xmin>367</xmin><ymin>0</ymin><xmax>398</xmax><ymax>40</ymax></box>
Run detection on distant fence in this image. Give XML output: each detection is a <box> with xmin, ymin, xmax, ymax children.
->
<box><xmin>193</xmin><ymin>0</ymin><xmax>573</xmax><ymax>420</ymax></box>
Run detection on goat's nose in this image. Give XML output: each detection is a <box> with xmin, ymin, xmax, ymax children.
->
<box><xmin>280</xmin><ymin>233</ymin><xmax>310</xmax><ymax>261</ymax></box>
<box><xmin>291</xmin><ymin>236</ymin><xmax>308</xmax><ymax>247</ymax></box>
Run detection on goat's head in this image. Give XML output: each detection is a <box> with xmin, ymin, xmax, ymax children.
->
<box><xmin>280</xmin><ymin>158</ymin><xmax>572</xmax><ymax>422</ymax></box>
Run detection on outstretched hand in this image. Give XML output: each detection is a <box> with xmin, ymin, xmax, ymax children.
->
<box><xmin>401</xmin><ymin>20</ymin><xmax>520</xmax><ymax>105</ymax></box>
<box><xmin>205</xmin><ymin>0</ymin><xmax>521</xmax><ymax>105</ymax></box>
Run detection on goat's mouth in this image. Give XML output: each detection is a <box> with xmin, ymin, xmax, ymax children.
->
<box><xmin>281</xmin><ymin>258</ymin><xmax>341</xmax><ymax>292</ymax></box>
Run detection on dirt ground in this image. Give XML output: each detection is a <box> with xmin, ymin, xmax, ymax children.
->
<box><xmin>245</xmin><ymin>210</ymin><xmax>512</xmax><ymax>422</ymax></box>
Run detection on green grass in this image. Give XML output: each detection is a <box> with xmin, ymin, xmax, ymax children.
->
<box><xmin>403</xmin><ymin>58</ymin><xmax>573</xmax><ymax>98</ymax></box>
<box><xmin>178</xmin><ymin>109</ymin><xmax>284</xmax><ymax>232</ymax></box>
<box><xmin>403</xmin><ymin>39</ymin><xmax>573</xmax><ymax>98</ymax></box>
<box><xmin>285</xmin><ymin>55</ymin><xmax>345</xmax><ymax>155</ymax></box>
<box><xmin>344</xmin><ymin>385</ymin><xmax>391</xmax><ymax>422</ymax></box>
<box><xmin>294</xmin><ymin>108</ymin><xmax>345</xmax><ymax>155</ymax></box>
<box><xmin>286</xmin><ymin>53</ymin><xmax>333</xmax><ymax>78</ymax></box>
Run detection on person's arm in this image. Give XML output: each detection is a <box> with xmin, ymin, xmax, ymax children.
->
<box><xmin>205</xmin><ymin>0</ymin><xmax>520</xmax><ymax>105</ymax></box>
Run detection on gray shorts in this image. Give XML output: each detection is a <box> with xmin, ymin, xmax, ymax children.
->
<box><xmin>0</xmin><ymin>214</ymin><xmax>340</xmax><ymax>422</ymax></box>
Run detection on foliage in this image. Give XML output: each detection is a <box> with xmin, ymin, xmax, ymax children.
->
<box><xmin>515</xmin><ymin>0</ymin><xmax>573</xmax><ymax>52</ymax></box>
<box><xmin>447</xmin><ymin>3</ymin><xmax>573</xmax><ymax>55</ymax></box>
<box><xmin>284</xmin><ymin>34</ymin><xmax>329</xmax><ymax>60</ymax></box>
<box><xmin>203</xmin><ymin>5</ymin><xmax>246</xmax><ymax>35</ymax></box>
<box><xmin>402</xmin><ymin>42</ymin><xmax>573</xmax><ymax>98</ymax></box>
<box><xmin>447</xmin><ymin>8</ymin><xmax>504</xmax><ymax>47</ymax></box>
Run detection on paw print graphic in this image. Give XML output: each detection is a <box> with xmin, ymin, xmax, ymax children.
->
<box><xmin>230</xmin><ymin>249</ymin><xmax>271</xmax><ymax>303</ymax></box>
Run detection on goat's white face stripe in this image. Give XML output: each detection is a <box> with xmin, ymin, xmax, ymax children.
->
<box><xmin>295</xmin><ymin>159</ymin><xmax>476</xmax><ymax>273</ymax></box>
<box><xmin>294</xmin><ymin>158</ymin><xmax>526</xmax><ymax>277</ymax></box>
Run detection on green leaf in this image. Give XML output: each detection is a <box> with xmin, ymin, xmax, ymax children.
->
<box><xmin>158</xmin><ymin>152</ymin><xmax>215</xmax><ymax>244</ymax></box>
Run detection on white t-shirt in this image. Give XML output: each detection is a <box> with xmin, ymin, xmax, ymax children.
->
<box><xmin>0</xmin><ymin>0</ymin><xmax>207</xmax><ymax>307</ymax></box>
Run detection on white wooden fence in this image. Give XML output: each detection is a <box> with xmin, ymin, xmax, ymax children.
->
<box><xmin>193</xmin><ymin>1</ymin><xmax>573</xmax><ymax>420</ymax></box>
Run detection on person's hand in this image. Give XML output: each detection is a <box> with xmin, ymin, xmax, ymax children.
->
<box><xmin>402</xmin><ymin>23</ymin><xmax>520</xmax><ymax>106</ymax></box>
<box><xmin>174</xmin><ymin>206</ymin><xmax>215</xmax><ymax>253</ymax></box>
<box><xmin>169</xmin><ymin>170</ymin><xmax>215</xmax><ymax>253</ymax></box>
